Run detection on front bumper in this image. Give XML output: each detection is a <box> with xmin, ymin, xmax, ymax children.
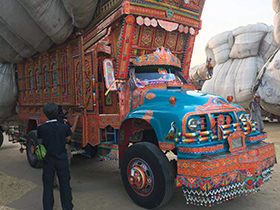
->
<box><xmin>176</xmin><ymin>141</ymin><xmax>276</xmax><ymax>206</ymax></box>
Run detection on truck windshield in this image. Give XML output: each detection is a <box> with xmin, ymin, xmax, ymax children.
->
<box><xmin>134</xmin><ymin>67</ymin><xmax>185</xmax><ymax>86</ymax></box>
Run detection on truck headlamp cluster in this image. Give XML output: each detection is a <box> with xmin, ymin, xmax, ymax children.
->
<box><xmin>188</xmin><ymin>118</ymin><xmax>199</xmax><ymax>132</ymax></box>
<box><xmin>239</xmin><ymin>113</ymin><xmax>247</xmax><ymax>122</ymax></box>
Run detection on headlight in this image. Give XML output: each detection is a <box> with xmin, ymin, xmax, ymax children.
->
<box><xmin>239</xmin><ymin>113</ymin><xmax>247</xmax><ymax>122</ymax></box>
<box><xmin>188</xmin><ymin>118</ymin><xmax>199</xmax><ymax>132</ymax></box>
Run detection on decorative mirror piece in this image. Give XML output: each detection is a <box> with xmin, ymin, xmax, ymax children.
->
<box><xmin>228</xmin><ymin>131</ymin><xmax>245</xmax><ymax>153</ymax></box>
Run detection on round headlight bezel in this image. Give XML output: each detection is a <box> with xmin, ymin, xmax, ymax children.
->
<box><xmin>239</xmin><ymin>113</ymin><xmax>247</xmax><ymax>122</ymax></box>
<box><xmin>188</xmin><ymin>118</ymin><xmax>199</xmax><ymax>132</ymax></box>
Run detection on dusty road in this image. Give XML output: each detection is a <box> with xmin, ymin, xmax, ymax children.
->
<box><xmin>0</xmin><ymin>122</ymin><xmax>280</xmax><ymax>210</ymax></box>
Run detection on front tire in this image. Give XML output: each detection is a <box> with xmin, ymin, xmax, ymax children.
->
<box><xmin>121</xmin><ymin>142</ymin><xmax>174</xmax><ymax>209</ymax></box>
<box><xmin>26</xmin><ymin>130</ymin><xmax>42</xmax><ymax>168</ymax></box>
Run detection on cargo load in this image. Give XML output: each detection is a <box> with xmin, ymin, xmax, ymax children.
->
<box><xmin>190</xmin><ymin>23</ymin><xmax>280</xmax><ymax>115</ymax></box>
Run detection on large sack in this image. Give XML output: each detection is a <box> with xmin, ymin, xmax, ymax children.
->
<box><xmin>62</xmin><ymin>0</ymin><xmax>98</xmax><ymax>28</ymax></box>
<box><xmin>0</xmin><ymin>20</ymin><xmax>36</xmax><ymax>58</ymax></box>
<box><xmin>230</xmin><ymin>23</ymin><xmax>269</xmax><ymax>59</ymax></box>
<box><xmin>0</xmin><ymin>0</ymin><xmax>53</xmax><ymax>53</ymax></box>
<box><xmin>189</xmin><ymin>63</ymin><xmax>209</xmax><ymax>81</ymax></box>
<box><xmin>273</xmin><ymin>0</ymin><xmax>280</xmax><ymax>13</ymax></box>
<box><xmin>202</xmin><ymin>59</ymin><xmax>233</xmax><ymax>96</ymax></box>
<box><xmin>0</xmin><ymin>64</ymin><xmax>17</xmax><ymax>124</ymax></box>
<box><xmin>19</xmin><ymin>0</ymin><xmax>73</xmax><ymax>44</ymax></box>
<box><xmin>0</xmin><ymin>36</ymin><xmax>23</xmax><ymax>63</ymax></box>
<box><xmin>257</xmin><ymin>49</ymin><xmax>280</xmax><ymax>115</ymax></box>
<box><xmin>207</xmin><ymin>31</ymin><xmax>233</xmax><ymax>64</ymax></box>
<box><xmin>274</xmin><ymin>12</ymin><xmax>280</xmax><ymax>45</ymax></box>
<box><xmin>259</xmin><ymin>26</ymin><xmax>279</xmax><ymax>61</ymax></box>
<box><xmin>202</xmin><ymin>56</ymin><xmax>264</xmax><ymax>108</ymax></box>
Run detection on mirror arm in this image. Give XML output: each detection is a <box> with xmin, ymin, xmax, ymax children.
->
<box><xmin>105</xmin><ymin>80</ymin><xmax>125</xmax><ymax>96</ymax></box>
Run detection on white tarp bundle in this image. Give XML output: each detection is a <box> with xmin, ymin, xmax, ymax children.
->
<box><xmin>259</xmin><ymin>26</ymin><xmax>279</xmax><ymax>61</ymax></box>
<box><xmin>273</xmin><ymin>0</ymin><xmax>280</xmax><ymax>44</ymax></box>
<box><xmin>229</xmin><ymin>24</ymin><xmax>269</xmax><ymax>59</ymax></box>
<box><xmin>202</xmin><ymin>56</ymin><xmax>264</xmax><ymax>108</ymax></box>
<box><xmin>197</xmin><ymin>23</ymin><xmax>279</xmax><ymax>112</ymax></box>
<box><xmin>62</xmin><ymin>0</ymin><xmax>98</xmax><ymax>28</ymax></box>
<box><xmin>0</xmin><ymin>0</ymin><xmax>98</xmax><ymax>63</ymax></box>
<box><xmin>18</xmin><ymin>0</ymin><xmax>74</xmax><ymax>44</ymax></box>
<box><xmin>0</xmin><ymin>64</ymin><xmax>17</xmax><ymax>124</ymax></box>
<box><xmin>189</xmin><ymin>63</ymin><xmax>209</xmax><ymax>82</ymax></box>
<box><xmin>206</xmin><ymin>31</ymin><xmax>234</xmax><ymax>64</ymax></box>
<box><xmin>0</xmin><ymin>0</ymin><xmax>98</xmax><ymax>122</ymax></box>
<box><xmin>256</xmin><ymin>49</ymin><xmax>280</xmax><ymax>116</ymax></box>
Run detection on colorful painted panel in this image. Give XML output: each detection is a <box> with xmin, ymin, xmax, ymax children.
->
<box><xmin>132</xmin><ymin>25</ymin><xmax>140</xmax><ymax>45</ymax></box>
<box><xmin>85</xmin><ymin>53</ymin><xmax>94</xmax><ymax>110</ymax></box>
<box><xmin>49</xmin><ymin>50</ymin><xmax>60</xmax><ymax>104</ymax></box>
<box><xmin>87</xmin><ymin>115</ymin><xmax>100</xmax><ymax>146</ymax></box>
<box><xmin>73</xmin><ymin>56</ymin><xmax>83</xmax><ymax>106</ymax></box>
<box><xmin>158</xmin><ymin>19</ymin><xmax>179</xmax><ymax>32</ymax></box>
<box><xmin>182</xmin><ymin>34</ymin><xmax>195</xmax><ymax>78</ymax></box>
<box><xmin>60</xmin><ymin>46</ymin><xmax>71</xmax><ymax>104</ymax></box>
<box><xmin>176</xmin><ymin>33</ymin><xmax>187</xmax><ymax>51</ymax></box>
<box><xmin>132</xmin><ymin>47</ymin><xmax>181</xmax><ymax>68</ymax></box>
<box><xmin>99</xmin><ymin>116</ymin><xmax>121</xmax><ymax>129</ymax></box>
<box><xmin>34</xmin><ymin>56</ymin><xmax>42</xmax><ymax>104</ymax></box>
<box><xmin>140</xmin><ymin>26</ymin><xmax>154</xmax><ymax>48</ymax></box>
<box><xmin>116</xmin><ymin>15</ymin><xmax>135</xmax><ymax>79</ymax></box>
<box><xmin>112</xmin><ymin>24</ymin><xmax>123</xmax><ymax>60</ymax></box>
<box><xmin>178</xmin><ymin>142</ymin><xmax>275</xmax><ymax>177</ymax></box>
<box><xmin>166</xmin><ymin>31</ymin><xmax>178</xmax><ymax>51</ymax></box>
<box><xmin>153</xmin><ymin>28</ymin><xmax>166</xmax><ymax>48</ymax></box>
<box><xmin>41</xmin><ymin>53</ymin><xmax>50</xmax><ymax>104</ymax></box>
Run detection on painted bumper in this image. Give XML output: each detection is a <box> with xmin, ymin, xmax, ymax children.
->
<box><xmin>176</xmin><ymin>141</ymin><xmax>276</xmax><ymax>206</ymax></box>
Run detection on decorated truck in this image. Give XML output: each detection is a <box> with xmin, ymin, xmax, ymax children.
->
<box><xmin>5</xmin><ymin>0</ymin><xmax>276</xmax><ymax>209</ymax></box>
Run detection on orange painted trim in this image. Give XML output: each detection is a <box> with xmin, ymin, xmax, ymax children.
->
<box><xmin>99</xmin><ymin>143</ymin><xmax>119</xmax><ymax>150</ymax></box>
<box><xmin>159</xmin><ymin>142</ymin><xmax>175</xmax><ymax>151</ymax></box>
<box><xmin>177</xmin><ymin>142</ymin><xmax>276</xmax><ymax>177</ymax></box>
<box><xmin>247</xmin><ymin>133</ymin><xmax>267</xmax><ymax>142</ymax></box>
<box><xmin>178</xmin><ymin>144</ymin><xmax>224</xmax><ymax>154</ymax></box>
<box><xmin>145</xmin><ymin>93</ymin><xmax>156</xmax><ymax>100</ymax></box>
<box><xmin>142</xmin><ymin>110</ymin><xmax>153</xmax><ymax>123</ymax></box>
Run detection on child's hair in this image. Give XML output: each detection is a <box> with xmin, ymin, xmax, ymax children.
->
<box><xmin>43</xmin><ymin>103</ymin><xmax>59</xmax><ymax>120</ymax></box>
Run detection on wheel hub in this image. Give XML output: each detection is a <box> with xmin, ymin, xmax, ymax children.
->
<box><xmin>129</xmin><ymin>166</ymin><xmax>146</xmax><ymax>189</ymax></box>
<box><xmin>127</xmin><ymin>158</ymin><xmax>154</xmax><ymax>196</ymax></box>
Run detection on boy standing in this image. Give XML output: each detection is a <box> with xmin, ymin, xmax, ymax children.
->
<box><xmin>37</xmin><ymin>103</ymin><xmax>79</xmax><ymax>210</ymax></box>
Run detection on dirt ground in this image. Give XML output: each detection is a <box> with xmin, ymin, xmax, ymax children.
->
<box><xmin>0</xmin><ymin>121</ymin><xmax>279</xmax><ymax>210</ymax></box>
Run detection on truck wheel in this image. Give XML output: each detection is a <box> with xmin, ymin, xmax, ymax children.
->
<box><xmin>26</xmin><ymin>130</ymin><xmax>42</xmax><ymax>168</ymax></box>
<box><xmin>0</xmin><ymin>132</ymin><xmax>3</xmax><ymax>148</ymax></box>
<box><xmin>121</xmin><ymin>142</ymin><xmax>174</xmax><ymax>209</ymax></box>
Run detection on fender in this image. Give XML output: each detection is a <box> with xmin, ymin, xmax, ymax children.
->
<box><xmin>118</xmin><ymin>109</ymin><xmax>182</xmax><ymax>163</ymax></box>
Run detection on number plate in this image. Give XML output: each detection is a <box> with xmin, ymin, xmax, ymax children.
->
<box><xmin>228</xmin><ymin>131</ymin><xmax>245</xmax><ymax>153</ymax></box>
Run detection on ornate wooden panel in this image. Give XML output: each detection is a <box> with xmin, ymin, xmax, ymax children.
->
<box><xmin>84</xmin><ymin>53</ymin><xmax>94</xmax><ymax>110</ymax></box>
<box><xmin>59</xmin><ymin>45</ymin><xmax>72</xmax><ymax>104</ymax></box>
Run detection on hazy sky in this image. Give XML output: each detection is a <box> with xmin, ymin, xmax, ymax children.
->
<box><xmin>191</xmin><ymin>0</ymin><xmax>275</xmax><ymax>67</ymax></box>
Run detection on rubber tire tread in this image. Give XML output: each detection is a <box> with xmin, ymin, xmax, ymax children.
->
<box><xmin>121</xmin><ymin>142</ymin><xmax>174</xmax><ymax>209</ymax></box>
<box><xmin>26</xmin><ymin>130</ymin><xmax>42</xmax><ymax>168</ymax></box>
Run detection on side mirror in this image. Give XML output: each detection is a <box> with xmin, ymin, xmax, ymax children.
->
<box><xmin>103</xmin><ymin>59</ymin><xmax>117</xmax><ymax>92</ymax></box>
